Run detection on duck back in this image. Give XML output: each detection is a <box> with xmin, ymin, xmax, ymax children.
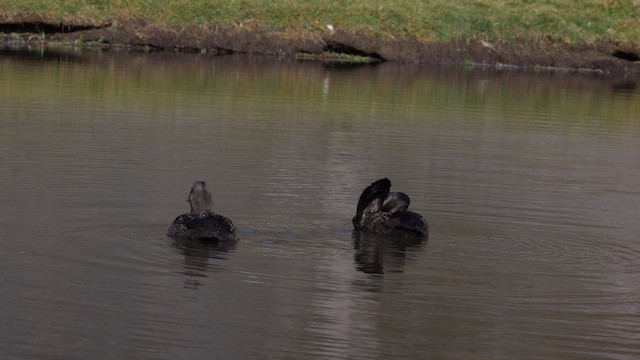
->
<box><xmin>168</xmin><ymin>211</ymin><xmax>238</xmax><ymax>242</ymax></box>
<box><xmin>360</xmin><ymin>210</ymin><xmax>428</xmax><ymax>237</ymax></box>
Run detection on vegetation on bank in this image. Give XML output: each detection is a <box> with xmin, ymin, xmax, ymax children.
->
<box><xmin>0</xmin><ymin>0</ymin><xmax>639</xmax><ymax>44</ymax></box>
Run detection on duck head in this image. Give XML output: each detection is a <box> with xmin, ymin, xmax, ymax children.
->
<box><xmin>188</xmin><ymin>181</ymin><xmax>213</xmax><ymax>214</ymax></box>
<box><xmin>360</xmin><ymin>191</ymin><xmax>411</xmax><ymax>218</ymax></box>
<box><xmin>381</xmin><ymin>192</ymin><xmax>410</xmax><ymax>214</ymax></box>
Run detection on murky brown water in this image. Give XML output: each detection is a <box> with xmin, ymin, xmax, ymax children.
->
<box><xmin>1</xmin><ymin>48</ymin><xmax>639</xmax><ymax>360</ymax></box>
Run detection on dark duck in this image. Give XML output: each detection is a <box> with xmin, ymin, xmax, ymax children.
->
<box><xmin>167</xmin><ymin>181</ymin><xmax>239</xmax><ymax>242</ymax></box>
<box><xmin>352</xmin><ymin>178</ymin><xmax>428</xmax><ymax>238</ymax></box>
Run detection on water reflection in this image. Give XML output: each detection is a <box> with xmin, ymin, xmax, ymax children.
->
<box><xmin>0</xmin><ymin>47</ymin><xmax>88</xmax><ymax>63</ymax></box>
<box><xmin>1</xmin><ymin>47</ymin><xmax>640</xmax><ymax>360</ymax></box>
<box><xmin>352</xmin><ymin>231</ymin><xmax>426</xmax><ymax>274</ymax></box>
<box><xmin>611</xmin><ymin>80</ymin><xmax>637</xmax><ymax>94</ymax></box>
<box><xmin>170</xmin><ymin>238</ymin><xmax>236</xmax><ymax>290</ymax></box>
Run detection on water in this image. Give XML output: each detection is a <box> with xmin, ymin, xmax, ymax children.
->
<box><xmin>1</xmin><ymin>48</ymin><xmax>640</xmax><ymax>360</ymax></box>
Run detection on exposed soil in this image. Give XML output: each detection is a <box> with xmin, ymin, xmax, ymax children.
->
<box><xmin>1</xmin><ymin>15</ymin><xmax>639</xmax><ymax>74</ymax></box>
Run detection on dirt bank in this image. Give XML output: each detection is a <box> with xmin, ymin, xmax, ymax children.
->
<box><xmin>1</xmin><ymin>15</ymin><xmax>639</xmax><ymax>74</ymax></box>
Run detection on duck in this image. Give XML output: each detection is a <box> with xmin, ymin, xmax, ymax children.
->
<box><xmin>167</xmin><ymin>181</ymin><xmax>239</xmax><ymax>242</ymax></box>
<box><xmin>352</xmin><ymin>178</ymin><xmax>428</xmax><ymax>238</ymax></box>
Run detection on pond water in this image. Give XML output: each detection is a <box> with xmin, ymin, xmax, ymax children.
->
<box><xmin>1</xmin><ymin>48</ymin><xmax>639</xmax><ymax>360</ymax></box>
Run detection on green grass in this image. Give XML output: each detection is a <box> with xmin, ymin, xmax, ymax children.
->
<box><xmin>0</xmin><ymin>0</ymin><xmax>639</xmax><ymax>44</ymax></box>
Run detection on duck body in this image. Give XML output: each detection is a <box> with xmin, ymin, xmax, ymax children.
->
<box><xmin>358</xmin><ymin>210</ymin><xmax>428</xmax><ymax>236</ymax></box>
<box><xmin>353</xmin><ymin>178</ymin><xmax>428</xmax><ymax>238</ymax></box>
<box><xmin>167</xmin><ymin>181</ymin><xmax>239</xmax><ymax>242</ymax></box>
<box><xmin>168</xmin><ymin>211</ymin><xmax>238</xmax><ymax>242</ymax></box>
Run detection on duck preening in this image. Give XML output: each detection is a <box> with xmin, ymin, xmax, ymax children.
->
<box><xmin>167</xmin><ymin>181</ymin><xmax>239</xmax><ymax>242</ymax></box>
<box><xmin>352</xmin><ymin>178</ymin><xmax>428</xmax><ymax>238</ymax></box>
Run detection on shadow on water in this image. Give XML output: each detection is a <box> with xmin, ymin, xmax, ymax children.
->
<box><xmin>170</xmin><ymin>237</ymin><xmax>237</xmax><ymax>290</ymax></box>
<box><xmin>0</xmin><ymin>46</ymin><xmax>89</xmax><ymax>63</ymax></box>
<box><xmin>352</xmin><ymin>231</ymin><xmax>427</xmax><ymax>275</ymax></box>
<box><xmin>611</xmin><ymin>80</ymin><xmax>638</xmax><ymax>94</ymax></box>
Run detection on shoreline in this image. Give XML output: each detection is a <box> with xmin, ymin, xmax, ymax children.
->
<box><xmin>1</xmin><ymin>16</ymin><xmax>639</xmax><ymax>74</ymax></box>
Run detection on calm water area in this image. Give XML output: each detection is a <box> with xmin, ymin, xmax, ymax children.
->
<box><xmin>1</xmin><ymin>48</ymin><xmax>639</xmax><ymax>360</ymax></box>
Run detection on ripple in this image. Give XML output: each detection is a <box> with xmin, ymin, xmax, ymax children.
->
<box><xmin>3</xmin><ymin>52</ymin><xmax>640</xmax><ymax>360</ymax></box>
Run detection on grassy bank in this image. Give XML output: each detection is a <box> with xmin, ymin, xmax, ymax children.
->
<box><xmin>1</xmin><ymin>0</ymin><xmax>639</xmax><ymax>44</ymax></box>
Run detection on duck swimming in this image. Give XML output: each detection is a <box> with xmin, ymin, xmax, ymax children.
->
<box><xmin>167</xmin><ymin>181</ymin><xmax>239</xmax><ymax>242</ymax></box>
<box><xmin>352</xmin><ymin>178</ymin><xmax>428</xmax><ymax>238</ymax></box>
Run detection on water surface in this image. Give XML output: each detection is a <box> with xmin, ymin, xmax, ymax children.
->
<box><xmin>1</xmin><ymin>49</ymin><xmax>640</xmax><ymax>360</ymax></box>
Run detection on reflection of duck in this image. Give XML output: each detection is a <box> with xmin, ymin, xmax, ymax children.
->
<box><xmin>353</xmin><ymin>231</ymin><xmax>424</xmax><ymax>274</ymax></box>
<box><xmin>167</xmin><ymin>181</ymin><xmax>239</xmax><ymax>242</ymax></box>
<box><xmin>352</xmin><ymin>178</ymin><xmax>428</xmax><ymax>238</ymax></box>
<box><xmin>171</xmin><ymin>237</ymin><xmax>236</xmax><ymax>289</ymax></box>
